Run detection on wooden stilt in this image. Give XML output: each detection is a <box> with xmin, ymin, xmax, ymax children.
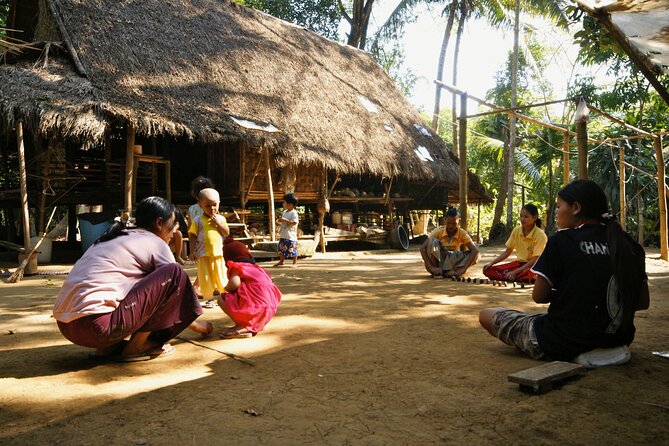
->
<box><xmin>124</xmin><ymin>124</ymin><xmax>136</xmax><ymax>215</ymax></box>
<box><xmin>264</xmin><ymin>146</ymin><xmax>276</xmax><ymax>241</ymax></box>
<box><xmin>16</xmin><ymin>121</ymin><xmax>31</xmax><ymax>250</ymax></box>
<box><xmin>654</xmin><ymin>136</ymin><xmax>668</xmax><ymax>261</ymax></box>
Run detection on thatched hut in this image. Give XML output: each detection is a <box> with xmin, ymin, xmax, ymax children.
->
<box><xmin>0</xmin><ymin>0</ymin><xmax>489</xmax><ymax>254</ymax></box>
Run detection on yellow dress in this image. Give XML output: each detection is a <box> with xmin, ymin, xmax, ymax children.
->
<box><xmin>189</xmin><ymin>215</ymin><xmax>227</xmax><ymax>298</ymax></box>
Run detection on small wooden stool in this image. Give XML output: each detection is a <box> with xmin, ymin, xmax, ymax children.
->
<box><xmin>508</xmin><ymin>361</ymin><xmax>586</xmax><ymax>394</ymax></box>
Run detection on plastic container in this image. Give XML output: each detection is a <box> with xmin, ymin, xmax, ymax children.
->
<box><xmin>78</xmin><ymin>212</ymin><xmax>116</xmax><ymax>253</ymax></box>
<box><xmin>390</xmin><ymin>225</ymin><xmax>409</xmax><ymax>250</ymax></box>
<box><xmin>331</xmin><ymin>211</ymin><xmax>342</xmax><ymax>225</ymax></box>
<box><xmin>30</xmin><ymin>236</ymin><xmax>52</xmax><ymax>264</ymax></box>
<box><xmin>341</xmin><ymin>211</ymin><xmax>353</xmax><ymax>225</ymax></box>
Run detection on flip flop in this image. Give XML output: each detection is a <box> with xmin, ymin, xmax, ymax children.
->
<box><xmin>115</xmin><ymin>343</ymin><xmax>175</xmax><ymax>363</ymax></box>
<box><xmin>220</xmin><ymin>327</ymin><xmax>254</xmax><ymax>339</ymax></box>
<box><xmin>203</xmin><ymin>300</ymin><xmax>216</xmax><ymax>309</ymax></box>
<box><xmin>88</xmin><ymin>340</ymin><xmax>128</xmax><ymax>360</ymax></box>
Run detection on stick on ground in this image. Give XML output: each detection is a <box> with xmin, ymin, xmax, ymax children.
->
<box><xmin>176</xmin><ymin>336</ymin><xmax>256</xmax><ymax>366</ymax></box>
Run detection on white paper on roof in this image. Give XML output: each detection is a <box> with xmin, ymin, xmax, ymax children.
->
<box><xmin>358</xmin><ymin>95</ymin><xmax>379</xmax><ymax>113</ymax></box>
<box><xmin>413</xmin><ymin>124</ymin><xmax>432</xmax><ymax>137</ymax></box>
<box><xmin>230</xmin><ymin>116</ymin><xmax>280</xmax><ymax>132</ymax></box>
<box><xmin>414</xmin><ymin>146</ymin><xmax>434</xmax><ymax>162</ymax></box>
<box><xmin>384</xmin><ymin>124</ymin><xmax>394</xmax><ymax>132</ymax></box>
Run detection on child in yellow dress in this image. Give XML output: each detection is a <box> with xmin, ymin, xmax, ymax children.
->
<box><xmin>188</xmin><ymin>188</ymin><xmax>230</xmax><ymax>308</ymax></box>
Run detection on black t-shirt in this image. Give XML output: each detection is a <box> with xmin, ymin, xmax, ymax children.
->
<box><xmin>531</xmin><ymin>224</ymin><xmax>643</xmax><ymax>360</ymax></box>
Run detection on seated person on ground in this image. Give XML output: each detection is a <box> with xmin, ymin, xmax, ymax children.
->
<box><xmin>420</xmin><ymin>207</ymin><xmax>479</xmax><ymax>278</ymax></box>
<box><xmin>479</xmin><ymin>180</ymin><xmax>649</xmax><ymax>362</ymax></box>
<box><xmin>482</xmin><ymin>203</ymin><xmax>547</xmax><ymax>283</ymax></box>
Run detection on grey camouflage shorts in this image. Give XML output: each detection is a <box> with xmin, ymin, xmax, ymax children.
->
<box><xmin>491</xmin><ymin>310</ymin><xmax>545</xmax><ymax>359</ymax></box>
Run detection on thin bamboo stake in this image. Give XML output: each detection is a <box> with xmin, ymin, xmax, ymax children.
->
<box><xmin>619</xmin><ymin>143</ymin><xmax>626</xmax><ymax>231</ymax></box>
<box><xmin>44</xmin><ymin>0</ymin><xmax>88</xmax><ymax>77</ymax></box>
<box><xmin>175</xmin><ymin>336</ymin><xmax>256</xmax><ymax>366</ymax></box>
<box><xmin>563</xmin><ymin>131</ymin><xmax>570</xmax><ymax>186</ymax></box>
<box><xmin>654</xmin><ymin>136</ymin><xmax>668</xmax><ymax>261</ymax></box>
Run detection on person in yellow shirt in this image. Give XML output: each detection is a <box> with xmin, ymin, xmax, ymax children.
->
<box><xmin>482</xmin><ymin>203</ymin><xmax>547</xmax><ymax>282</ymax></box>
<box><xmin>188</xmin><ymin>188</ymin><xmax>230</xmax><ymax>308</ymax></box>
<box><xmin>420</xmin><ymin>207</ymin><xmax>479</xmax><ymax>278</ymax></box>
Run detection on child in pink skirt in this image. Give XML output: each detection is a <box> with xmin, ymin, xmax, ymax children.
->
<box><xmin>217</xmin><ymin>238</ymin><xmax>282</xmax><ymax>339</ymax></box>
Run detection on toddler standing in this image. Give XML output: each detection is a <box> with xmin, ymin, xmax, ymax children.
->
<box><xmin>188</xmin><ymin>188</ymin><xmax>230</xmax><ymax>308</ymax></box>
<box><xmin>274</xmin><ymin>193</ymin><xmax>299</xmax><ymax>267</ymax></box>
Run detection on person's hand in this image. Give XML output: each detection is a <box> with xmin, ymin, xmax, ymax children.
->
<box><xmin>505</xmin><ymin>270</ymin><xmax>518</xmax><ymax>281</ymax></box>
<box><xmin>453</xmin><ymin>266</ymin><xmax>467</xmax><ymax>277</ymax></box>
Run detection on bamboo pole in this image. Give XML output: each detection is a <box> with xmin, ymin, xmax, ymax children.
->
<box><xmin>44</xmin><ymin>0</ymin><xmax>88</xmax><ymax>77</ymax></box>
<box><xmin>240</xmin><ymin>142</ymin><xmax>246</xmax><ymax>209</ymax></box>
<box><xmin>124</xmin><ymin>124</ymin><xmax>135</xmax><ymax>214</ymax></box>
<box><xmin>563</xmin><ymin>131</ymin><xmax>570</xmax><ymax>186</ymax></box>
<box><xmin>264</xmin><ymin>146</ymin><xmax>276</xmax><ymax>242</ymax></box>
<box><xmin>576</xmin><ymin>119</ymin><xmax>588</xmax><ymax>179</ymax></box>
<box><xmin>245</xmin><ymin>149</ymin><xmax>264</xmax><ymax>200</ymax></box>
<box><xmin>619</xmin><ymin>143</ymin><xmax>626</xmax><ymax>231</ymax></box>
<box><xmin>38</xmin><ymin>139</ymin><xmax>52</xmax><ymax>232</ymax></box>
<box><xmin>654</xmin><ymin>136</ymin><xmax>668</xmax><ymax>261</ymax></box>
<box><xmin>458</xmin><ymin>92</ymin><xmax>468</xmax><ymax>230</ymax></box>
<box><xmin>17</xmin><ymin>121</ymin><xmax>31</xmax><ymax>250</ymax></box>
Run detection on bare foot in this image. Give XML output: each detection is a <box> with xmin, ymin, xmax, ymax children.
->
<box><xmin>273</xmin><ymin>262</ymin><xmax>284</xmax><ymax>268</ymax></box>
<box><xmin>176</xmin><ymin>257</ymin><xmax>186</xmax><ymax>266</ymax></box>
<box><xmin>290</xmin><ymin>263</ymin><xmax>298</xmax><ymax>268</ymax></box>
<box><xmin>189</xmin><ymin>320</ymin><xmax>214</xmax><ymax>337</ymax></box>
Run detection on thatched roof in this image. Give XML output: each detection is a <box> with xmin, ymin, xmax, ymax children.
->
<box><xmin>0</xmin><ymin>0</ymin><xmax>489</xmax><ymax>200</ymax></box>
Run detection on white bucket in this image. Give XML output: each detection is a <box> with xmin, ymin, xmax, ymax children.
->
<box><xmin>30</xmin><ymin>236</ymin><xmax>52</xmax><ymax>264</ymax></box>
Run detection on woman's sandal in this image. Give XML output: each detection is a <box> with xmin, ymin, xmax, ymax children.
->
<box><xmin>88</xmin><ymin>340</ymin><xmax>128</xmax><ymax>360</ymax></box>
<box><xmin>114</xmin><ymin>343</ymin><xmax>175</xmax><ymax>362</ymax></box>
<box><xmin>220</xmin><ymin>327</ymin><xmax>254</xmax><ymax>339</ymax></box>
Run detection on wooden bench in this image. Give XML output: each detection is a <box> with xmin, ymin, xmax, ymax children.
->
<box><xmin>508</xmin><ymin>361</ymin><xmax>586</xmax><ymax>394</ymax></box>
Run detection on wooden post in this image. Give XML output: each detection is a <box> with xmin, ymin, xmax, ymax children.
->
<box><xmin>124</xmin><ymin>124</ymin><xmax>135</xmax><ymax>214</ymax></box>
<box><xmin>563</xmin><ymin>131</ymin><xmax>570</xmax><ymax>186</ymax></box>
<box><xmin>458</xmin><ymin>92</ymin><xmax>468</xmax><ymax>229</ymax></box>
<box><xmin>618</xmin><ymin>143</ymin><xmax>626</xmax><ymax>231</ymax></box>
<box><xmin>264</xmin><ymin>146</ymin><xmax>276</xmax><ymax>241</ymax></box>
<box><xmin>654</xmin><ymin>136</ymin><xmax>668</xmax><ymax>261</ymax></box>
<box><xmin>16</xmin><ymin>121</ymin><xmax>31</xmax><ymax>249</ymax></box>
<box><xmin>38</xmin><ymin>139</ymin><xmax>52</xmax><ymax>232</ymax></box>
<box><xmin>318</xmin><ymin>211</ymin><xmax>326</xmax><ymax>253</ymax></box>
<box><xmin>476</xmin><ymin>200</ymin><xmax>481</xmax><ymax>243</ymax></box>
<box><xmin>165</xmin><ymin>160</ymin><xmax>171</xmax><ymax>203</ymax></box>
<box><xmin>240</xmin><ymin>142</ymin><xmax>246</xmax><ymax>209</ymax></box>
<box><xmin>575</xmin><ymin>98</ymin><xmax>589</xmax><ymax>180</ymax></box>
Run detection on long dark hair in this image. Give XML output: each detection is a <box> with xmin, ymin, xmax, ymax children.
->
<box><xmin>191</xmin><ymin>176</ymin><xmax>213</xmax><ymax>200</ymax></box>
<box><xmin>522</xmin><ymin>203</ymin><xmax>542</xmax><ymax>228</ymax></box>
<box><xmin>558</xmin><ymin>179</ymin><xmax>645</xmax><ymax>327</ymax></box>
<box><xmin>95</xmin><ymin>197</ymin><xmax>176</xmax><ymax>244</ymax></box>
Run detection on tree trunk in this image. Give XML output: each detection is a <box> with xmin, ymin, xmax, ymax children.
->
<box><xmin>345</xmin><ymin>0</ymin><xmax>375</xmax><ymax>49</ymax></box>
<box><xmin>431</xmin><ymin>1</ymin><xmax>458</xmax><ymax>133</ymax></box>
<box><xmin>451</xmin><ymin>1</ymin><xmax>467</xmax><ymax>153</ymax></box>
<box><xmin>505</xmin><ymin>0</ymin><xmax>520</xmax><ymax>230</ymax></box>
<box><xmin>491</xmin><ymin>131</ymin><xmax>510</xmax><ymax>238</ymax></box>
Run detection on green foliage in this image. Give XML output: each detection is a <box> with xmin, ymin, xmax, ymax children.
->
<box><xmin>369</xmin><ymin>40</ymin><xmax>417</xmax><ymax>96</ymax></box>
<box><xmin>0</xmin><ymin>0</ymin><xmax>9</xmax><ymax>35</ymax></box>
<box><xmin>238</xmin><ymin>0</ymin><xmax>342</xmax><ymax>39</ymax></box>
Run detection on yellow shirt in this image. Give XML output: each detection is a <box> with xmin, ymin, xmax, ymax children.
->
<box><xmin>505</xmin><ymin>225</ymin><xmax>547</xmax><ymax>262</ymax></box>
<box><xmin>429</xmin><ymin>227</ymin><xmax>472</xmax><ymax>251</ymax></box>
<box><xmin>189</xmin><ymin>215</ymin><xmax>225</xmax><ymax>257</ymax></box>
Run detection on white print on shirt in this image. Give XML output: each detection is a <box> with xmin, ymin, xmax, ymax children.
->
<box><xmin>579</xmin><ymin>241</ymin><xmax>609</xmax><ymax>256</ymax></box>
<box><xmin>605</xmin><ymin>276</ymin><xmax>624</xmax><ymax>334</ymax></box>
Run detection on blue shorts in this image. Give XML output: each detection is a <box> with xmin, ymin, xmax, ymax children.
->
<box><xmin>278</xmin><ymin>238</ymin><xmax>298</xmax><ymax>259</ymax></box>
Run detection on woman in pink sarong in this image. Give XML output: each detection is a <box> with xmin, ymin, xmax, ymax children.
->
<box><xmin>217</xmin><ymin>238</ymin><xmax>282</xmax><ymax>339</ymax></box>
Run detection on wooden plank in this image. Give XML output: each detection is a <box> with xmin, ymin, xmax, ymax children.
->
<box><xmin>508</xmin><ymin>361</ymin><xmax>585</xmax><ymax>394</ymax></box>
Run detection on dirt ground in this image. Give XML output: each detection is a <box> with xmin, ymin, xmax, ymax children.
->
<box><xmin>0</xmin><ymin>245</ymin><xmax>668</xmax><ymax>445</ymax></box>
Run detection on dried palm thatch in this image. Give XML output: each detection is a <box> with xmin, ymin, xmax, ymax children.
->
<box><xmin>0</xmin><ymin>0</ymin><xmax>489</xmax><ymax>200</ymax></box>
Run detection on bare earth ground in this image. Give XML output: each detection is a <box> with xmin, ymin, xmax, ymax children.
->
<box><xmin>0</xmin><ymin>246</ymin><xmax>668</xmax><ymax>445</ymax></box>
